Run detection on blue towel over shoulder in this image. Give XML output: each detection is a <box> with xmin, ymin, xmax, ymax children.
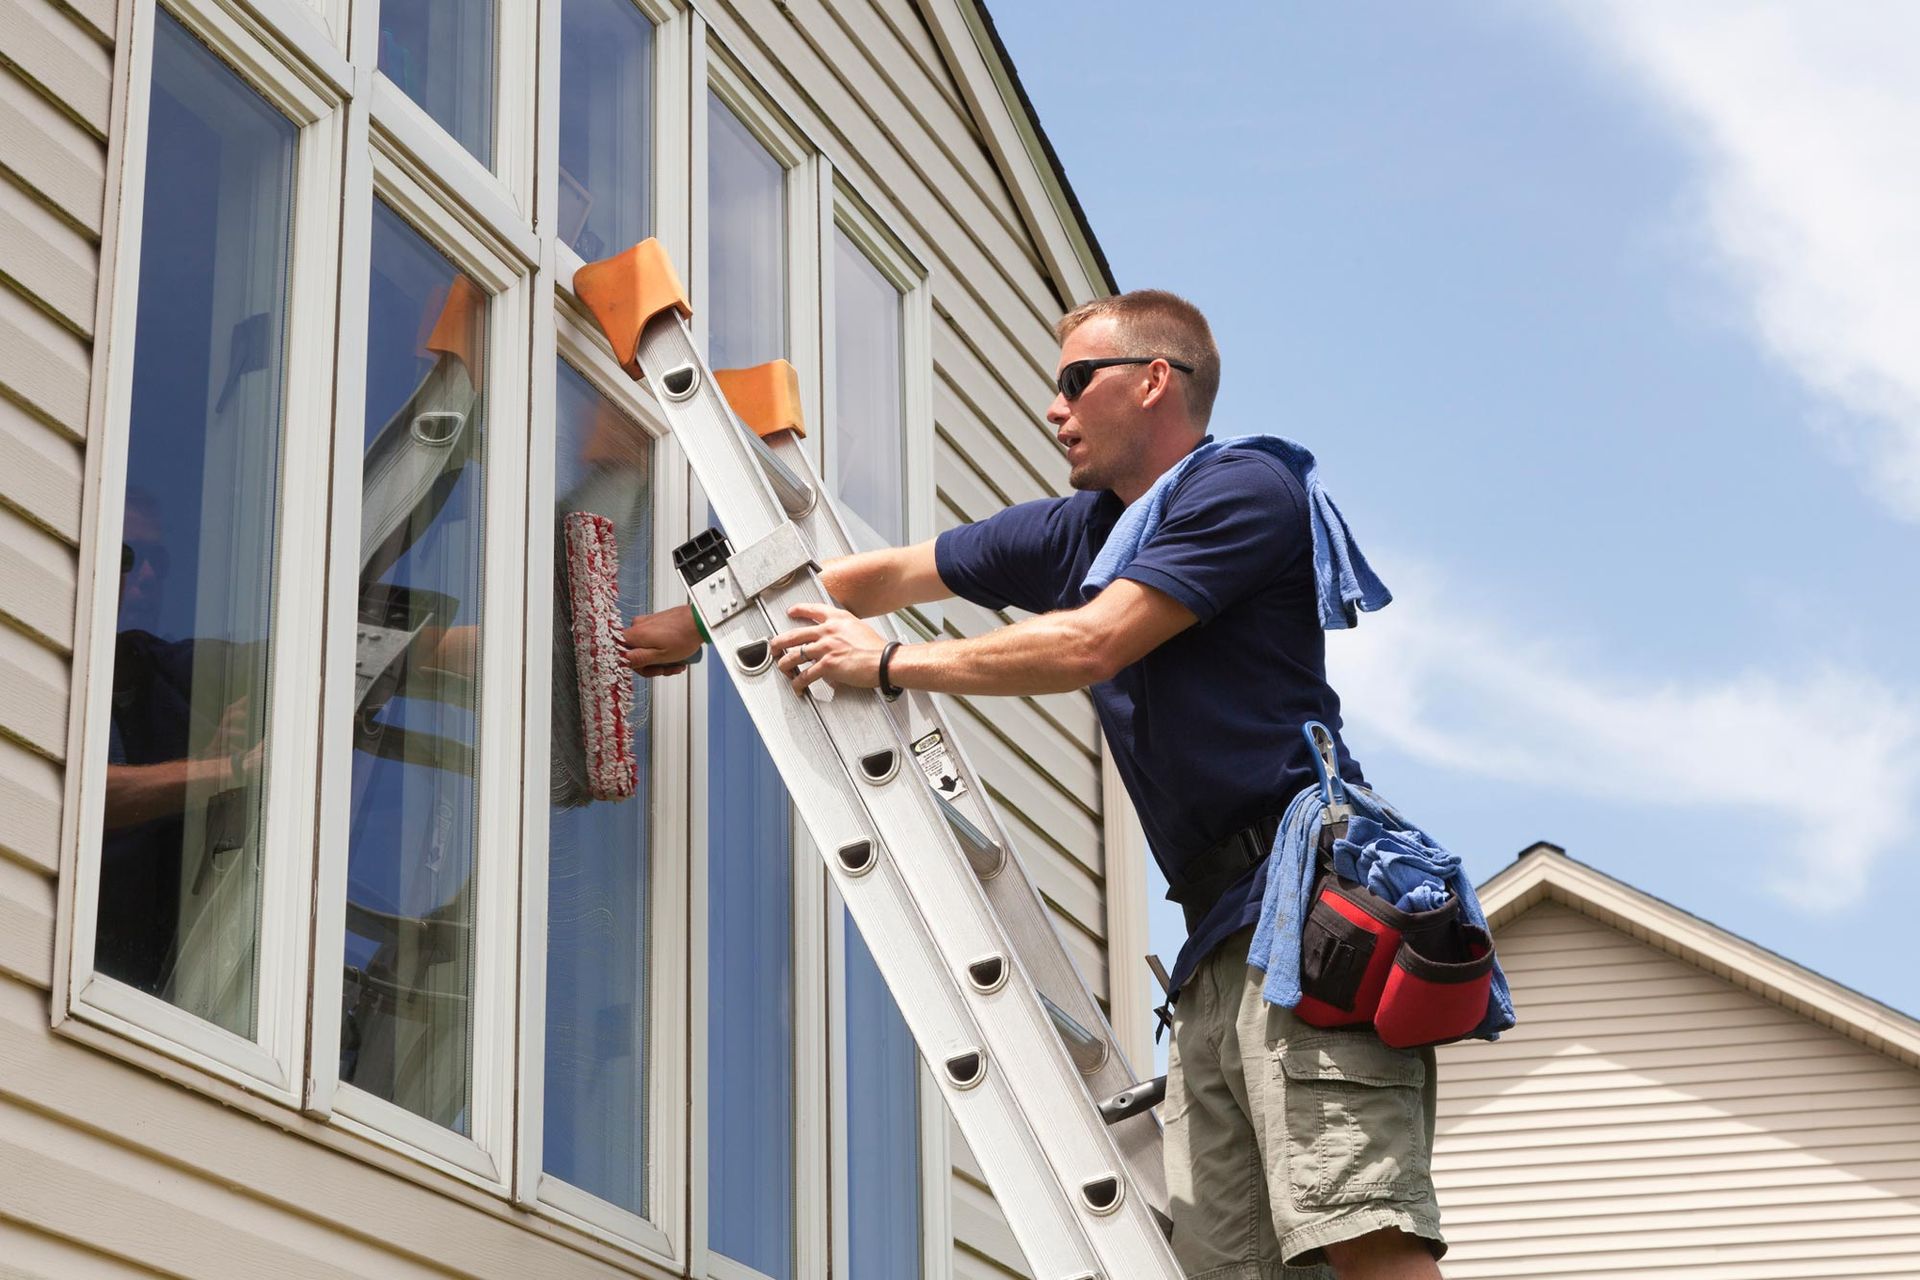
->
<box><xmin>1081</xmin><ymin>434</ymin><xmax>1391</xmax><ymax>628</ymax></box>
<box><xmin>1251</xmin><ymin>784</ymin><xmax>1516</xmax><ymax>1041</ymax></box>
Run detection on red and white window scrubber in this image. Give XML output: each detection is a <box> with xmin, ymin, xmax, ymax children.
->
<box><xmin>562</xmin><ymin>512</ymin><xmax>637</xmax><ymax>801</ymax></box>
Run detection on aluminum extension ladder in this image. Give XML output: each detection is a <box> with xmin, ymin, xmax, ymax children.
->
<box><xmin>575</xmin><ymin>241</ymin><xmax>1184</xmax><ymax>1280</ymax></box>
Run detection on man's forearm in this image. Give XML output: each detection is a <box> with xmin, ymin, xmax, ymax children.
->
<box><xmin>887</xmin><ymin>609</ymin><xmax>1108</xmax><ymax>696</ymax></box>
<box><xmin>104</xmin><ymin>758</ymin><xmax>234</xmax><ymax>829</ymax></box>
<box><xmin>820</xmin><ymin>541</ymin><xmax>944</xmax><ymax>619</ymax></box>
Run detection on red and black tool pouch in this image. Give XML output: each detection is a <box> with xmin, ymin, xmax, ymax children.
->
<box><xmin>1295</xmin><ymin>874</ymin><xmax>1495</xmax><ymax>1048</ymax></box>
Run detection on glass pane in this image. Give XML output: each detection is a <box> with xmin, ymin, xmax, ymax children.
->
<box><xmin>544</xmin><ymin>360</ymin><xmax>653</xmax><ymax>1215</ymax></box>
<box><xmin>706</xmin><ymin>563</ymin><xmax>795</xmax><ymax>1278</ymax></box>
<box><xmin>559</xmin><ymin>0</ymin><xmax>653</xmax><ymax>260</ymax></box>
<box><xmin>845</xmin><ymin>918</ymin><xmax>922</xmax><ymax>1279</ymax></box>
<box><xmin>832</xmin><ymin>228</ymin><xmax>906</xmax><ymax>548</ymax></box>
<box><xmin>94</xmin><ymin>11</ymin><xmax>295</xmax><ymax>1040</ymax></box>
<box><xmin>340</xmin><ymin>202</ymin><xmax>488</xmax><ymax>1135</ymax></box>
<box><xmin>707</xmin><ymin>82</ymin><xmax>797</xmax><ymax>1278</ymax></box>
<box><xmin>706</xmin><ymin>92</ymin><xmax>787</xmax><ymax>370</ymax></box>
<box><xmin>379</xmin><ymin>0</ymin><xmax>495</xmax><ymax>165</ymax></box>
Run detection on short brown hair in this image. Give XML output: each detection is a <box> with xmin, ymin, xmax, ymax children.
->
<box><xmin>1055</xmin><ymin>289</ymin><xmax>1221</xmax><ymax>426</ymax></box>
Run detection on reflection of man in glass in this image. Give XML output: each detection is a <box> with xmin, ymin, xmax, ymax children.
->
<box><xmin>98</xmin><ymin>487</ymin><xmax>262</xmax><ymax>997</ymax></box>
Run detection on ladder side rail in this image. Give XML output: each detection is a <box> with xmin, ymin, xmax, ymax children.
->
<box><xmin>759</xmin><ymin>432</ymin><xmax>1170</xmax><ymax>1214</ymax></box>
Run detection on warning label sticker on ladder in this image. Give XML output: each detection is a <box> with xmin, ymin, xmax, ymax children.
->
<box><xmin>912</xmin><ymin>730</ymin><xmax>968</xmax><ymax>800</ymax></box>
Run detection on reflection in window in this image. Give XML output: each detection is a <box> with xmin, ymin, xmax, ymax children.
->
<box><xmin>559</xmin><ymin>0</ymin><xmax>653</xmax><ymax>261</ymax></box>
<box><xmin>340</xmin><ymin>202</ymin><xmax>488</xmax><ymax>1134</ymax></box>
<box><xmin>706</xmin><ymin>93</ymin><xmax>786</xmax><ymax>370</ymax></box>
<box><xmin>707</xmin><ymin>86</ymin><xmax>795</xmax><ymax>1280</ymax></box>
<box><xmin>545</xmin><ymin>360</ymin><xmax>652</xmax><ymax>1215</ymax></box>
<box><xmin>379</xmin><ymin>0</ymin><xmax>495</xmax><ymax>165</ymax></box>
<box><xmin>845</xmin><ymin>921</ymin><xmax>922</xmax><ymax>1279</ymax></box>
<box><xmin>94</xmin><ymin>11</ymin><xmax>294</xmax><ymax>1039</ymax></box>
<box><xmin>832</xmin><ymin>228</ymin><xmax>906</xmax><ymax>549</ymax></box>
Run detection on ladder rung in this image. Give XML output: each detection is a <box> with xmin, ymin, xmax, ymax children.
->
<box><xmin>1039</xmin><ymin>991</ymin><xmax>1109</xmax><ymax>1076</ymax></box>
<box><xmin>1096</xmin><ymin>1075</ymin><xmax>1166</xmax><ymax>1125</ymax></box>
<box><xmin>936</xmin><ymin>793</ymin><xmax>1006</xmax><ymax>878</ymax></box>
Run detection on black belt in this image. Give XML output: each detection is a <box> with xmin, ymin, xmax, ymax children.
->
<box><xmin>1164</xmin><ymin>813</ymin><xmax>1283</xmax><ymax>934</ymax></box>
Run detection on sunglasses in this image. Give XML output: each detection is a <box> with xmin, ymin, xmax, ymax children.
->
<box><xmin>121</xmin><ymin>541</ymin><xmax>170</xmax><ymax>577</ymax></box>
<box><xmin>1056</xmin><ymin>356</ymin><xmax>1195</xmax><ymax>402</ymax></box>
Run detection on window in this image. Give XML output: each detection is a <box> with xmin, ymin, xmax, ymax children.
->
<box><xmin>337</xmin><ymin>200</ymin><xmax>490</xmax><ymax>1136</ymax></box>
<box><xmin>703</xmin><ymin>83</ymin><xmax>800</xmax><ymax>1280</ymax></box>
<box><xmin>73</xmin><ymin>3</ymin><xmax>948</xmax><ymax>1274</ymax></box>
<box><xmin>92</xmin><ymin>9</ymin><xmax>296</xmax><ymax>1042</ymax></box>
<box><xmin>841</xmin><ymin>920</ymin><xmax>923</xmax><ymax>1278</ymax></box>
<box><xmin>824</xmin><ymin>194</ymin><xmax>935</xmax><ymax>564</ymax></box>
<box><xmin>830</xmin><ymin>229</ymin><xmax>904</xmax><ymax>548</ymax></box>
<box><xmin>558</xmin><ymin>0</ymin><xmax>655</xmax><ymax>261</ymax></box>
<box><xmin>378</xmin><ymin>0</ymin><xmax>495</xmax><ymax>164</ymax></box>
<box><xmin>70</xmin><ymin>0</ymin><xmax>341</xmax><ymax>1101</ymax></box>
<box><xmin>705</xmin><ymin>91</ymin><xmax>788</xmax><ymax>370</ymax></box>
<box><xmin>823</xmin><ymin>191</ymin><xmax>935</xmax><ymax>1280</ymax></box>
<box><xmin>542</xmin><ymin>357</ymin><xmax>656</xmax><ymax>1215</ymax></box>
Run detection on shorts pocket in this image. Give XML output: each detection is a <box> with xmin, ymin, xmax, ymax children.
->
<box><xmin>1278</xmin><ymin>1031</ymin><xmax>1427</xmax><ymax>1210</ymax></box>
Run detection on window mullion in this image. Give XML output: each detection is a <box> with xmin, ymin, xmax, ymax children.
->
<box><xmin>513</xmin><ymin>0</ymin><xmax>566</xmax><ymax>1216</ymax></box>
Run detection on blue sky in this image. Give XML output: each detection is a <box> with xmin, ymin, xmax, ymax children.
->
<box><xmin>988</xmin><ymin>1</ymin><xmax>1920</xmax><ymax>1047</ymax></box>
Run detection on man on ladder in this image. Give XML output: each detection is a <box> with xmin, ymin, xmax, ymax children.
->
<box><xmin>623</xmin><ymin>291</ymin><xmax>1449</xmax><ymax>1279</ymax></box>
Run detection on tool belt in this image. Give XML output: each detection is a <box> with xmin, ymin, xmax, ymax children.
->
<box><xmin>1294</xmin><ymin>873</ymin><xmax>1494</xmax><ymax>1048</ymax></box>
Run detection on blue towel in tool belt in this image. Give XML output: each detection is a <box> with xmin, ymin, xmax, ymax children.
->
<box><xmin>1082</xmin><ymin>434</ymin><xmax>1391</xmax><ymax>627</ymax></box>
<box><xmin>1251</xmin><ymin>784</ymin><xmax>1516</xmax><ymax>1040</ymax></box>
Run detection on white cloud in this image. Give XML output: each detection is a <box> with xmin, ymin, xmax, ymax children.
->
<box><xmin>1561</xmin><ymin>0</ymin><xmax>1920</xmax><ymax>518</ymax></box>
<box><xmin>1327</xmin><ymin>561</ymin><xmax>1920</xmax><ymax>910</ymax></box>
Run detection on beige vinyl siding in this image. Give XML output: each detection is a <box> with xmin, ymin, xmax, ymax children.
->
<box><xmin>0</xmin><ymin>0</ymin><xmax>94</xmax><ymax>992</ymax></box>
<box><xmin>0</xmin><ymin>973</ymin><xmax>676</xmax><ymax>1279</ymax></box>
<box><xmin>1434</xmin><ymin>902</ymin><xmax>1920</xmax><ymax>1278</ymax></box>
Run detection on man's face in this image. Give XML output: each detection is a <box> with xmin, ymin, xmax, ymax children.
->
<box><xmin>118</xmin><ymin>503</ymin><xmax>166</xmax><ymax>630</ymax></box>
<box><xmin>1047</xmin><ymin>316</ymin><xmax>1154</xmax><ymax>494</ymax></box>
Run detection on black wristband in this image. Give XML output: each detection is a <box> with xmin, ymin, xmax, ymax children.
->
<box><xmin>878</xmin><ymin>640</ymin><xmax>903</xmax><ymax>702</ymax></box>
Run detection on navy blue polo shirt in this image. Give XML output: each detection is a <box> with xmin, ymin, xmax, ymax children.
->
<box><xmin>934</xmin><ymin>442</ymin><xmax>1365</xmax><ymax>996</ymax></box>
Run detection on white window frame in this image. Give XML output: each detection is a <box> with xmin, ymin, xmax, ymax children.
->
<box><xmin>306</xmin><ymin>139</ymin><xmax>534</xmax><ymax>1190</ymax></box>
<box><xmin>696</xmin><ymin>45</ymin><xmax>823</xmax><ymax>429</ymax></box>
<box><xmin>509</xmin><ymin>306</ymin><xmax>692</xmax><ymax>1267</ymax></box>
<box><xmin>688</xmin><ymin>34</ymin><xmax>829</xmax><ymax>1280</ymax></box>
<box><xmin>550</xmin><ymin>0</ymin><xmax>691</xmax><ymax>304</ymax></box>
<box><xmin>59</xmin><ymin>0</ymin><xmax>345</xmax><ymax>1108</ymax></box>
<box><xmin>819</xmin><ymin>174</ymin><xmax>935</xmax><ymax>562</ymax></box>
<box><xmin>364</xmin><ymin>0</ymin><xmax>540</xmax><ymax>234</ymax></box>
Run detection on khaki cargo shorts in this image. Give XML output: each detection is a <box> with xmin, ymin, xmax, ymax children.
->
<box><xmin>1164</xmin><ymin>928</ymin><xmax>1445</xmax><ymax>1277</ymax></box>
